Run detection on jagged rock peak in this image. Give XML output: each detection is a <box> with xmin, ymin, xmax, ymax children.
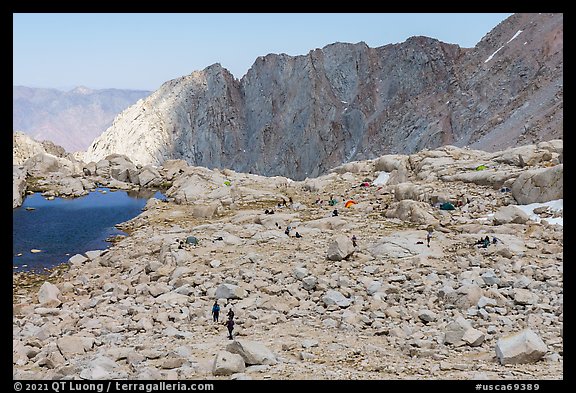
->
<box><xmin>84</xmin><ymin>13</ymin><xmax>562</xmax><ymax>181</ymax></box>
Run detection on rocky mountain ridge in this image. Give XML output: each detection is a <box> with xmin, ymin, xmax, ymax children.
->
<box><xmin>84</xmin><ymin>13</ymin><xmax>562</xmax><ymax>180</ymax></box>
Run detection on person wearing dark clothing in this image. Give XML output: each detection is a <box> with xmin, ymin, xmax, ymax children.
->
<box><xmin>225</xmin><ymin>317</ymin><xmax>235</xmax><ymax>340</ymax></box>
<box><xmin>352</xmin><ymin>235</ymin><xmax>357</xmax><ymax>248</ymax></box>
<box><xmin>295</xmin><ymin>232</ymin><xmax>302</xmax><ymax>238</ymax></box>
<box><xmin>332</xmin><ymin>209</ymin><xmax>339</xmax><ymax>217</ymax></box>
<box><xmin>227</xmin><ymin>308</ymin><xmax>235</xmax><ymax>320</ymax></box>
<box><xmin>211</xmin><ymin>301</ymin><xmax>220</xmax><ymax>322</ymax></box>
<box><xmin>482</xmin><ymin>236</ymin><xmax>490</xmax><ymax>248</ymax></box>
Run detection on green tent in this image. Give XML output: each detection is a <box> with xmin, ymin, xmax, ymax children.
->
<box><xmin>440</xmin><ymin>202</ymin><xmax>455</xmax><ymax>210</ymax></box>
<box><xmin>186</xmin><ymin>236</ymin><xmax>199</xmax><ymax>245</ymax></box>
<box><xmin>224</xmin><ymin>181</ymin><xmax>231</xmax><ymax>186</ymax></box>
<box><xmin>475</xmin><ymin>165</ymin><xmax>488</xmax><ymax>171</ymax></box>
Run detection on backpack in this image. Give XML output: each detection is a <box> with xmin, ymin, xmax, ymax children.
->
<box><xmin>213</xmin><ymin>304</ymin><xmax>220</xmax><ymax>313</ymax></box>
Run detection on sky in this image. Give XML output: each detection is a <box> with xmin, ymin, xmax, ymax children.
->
<box><xmin>13</xmin><ymin>13</ymin><xmax>513</xmax><ymax>92</ymax></box>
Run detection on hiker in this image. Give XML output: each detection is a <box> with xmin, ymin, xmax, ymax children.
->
<box><xmin>492</xmin><ymin>236</ymin><xmax>498</xmax><ymax>245</ymax></box>
<box><xmin>227</xmin><ymin>308</ymin><xmax>235</xmax><ymax>320</ymax></box>
<box><xmin>482</xmin><ymin>236</ymin><xmax>490</xmax><ymax>248</ymax></box>
<box><xmin>264</xmin><ymin>209</ymin><xmax>269</xmax><ymax>214</ymax></box>
<box><xmin>211</xmin><ymin>301</ymin><xmax>220</xmax><ymax>322</ymax></box>
<box><xmin>285</xmin><ymin>227</ymin><xmax>291</xmax><ymax>236</ymax></box>
<box><xmin>332</xmin><ymin>209</ymin><xmax>339</xmax><ymax>217</ymax></box>
<box><xmin>352</xmin><ymin>235</ymin><xmax>357</xmax><ymax>247</ymax></box>
<box><xmin>295</xmin><ymin>231</ymin><xmax>302</xmax><ymax>238</ymax></box>
<box><xmin>225</xmin><ymin>316</ymin><xmax>235</xmax><ymax>340</ymax></box>
<box><xmin>426</xmin><ymin>229</ymin><xmax>433</xmax><ymax>248</ymax></box>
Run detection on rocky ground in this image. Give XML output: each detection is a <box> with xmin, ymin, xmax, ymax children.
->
<box><xmin>13</xmin><ymin>141</ymin><xmax>563</xmax><ymax>380</ymax></box>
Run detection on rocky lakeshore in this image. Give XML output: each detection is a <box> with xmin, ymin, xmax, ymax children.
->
<box><xmin>13</xmin><ymin>140</ymin><xmax>563</xmax><ymax>380</ymax></box>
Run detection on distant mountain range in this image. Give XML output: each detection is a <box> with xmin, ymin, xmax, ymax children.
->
<box><xmin>13</xmin><ymin>86</ymin><xmax>151</xmax><ymax>152</ymax></box>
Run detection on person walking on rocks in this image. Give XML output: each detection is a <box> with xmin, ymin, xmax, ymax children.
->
<box><xmin>211</xmin><ymin>301</ymin><xmax>221</xmax><ymax>322</ymax></box>
<box><xmin>227</xmin><ymin>308</ymin><xmax>235</xmax><ymax>320</ymax></box>
<box><xmin>426</xmin><ymin>227</ymin><xmax>433</xmax><ymax>248</ymax></box>
<box><xmin>225</xmin><ymin>315</ymin><xmax>235</xmax><ymax>340</ymax></box>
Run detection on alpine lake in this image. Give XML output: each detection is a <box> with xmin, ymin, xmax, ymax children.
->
<box><xmin>13</xmin><ymin>187</ymin><xmax>166</xmax><ymax>273</ymax></box>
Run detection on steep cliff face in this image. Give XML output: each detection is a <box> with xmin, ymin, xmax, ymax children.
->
<box><xmin>85</xmin><ymin>13</ymin><xmax>562</xmax><ymax>180</ymax></box>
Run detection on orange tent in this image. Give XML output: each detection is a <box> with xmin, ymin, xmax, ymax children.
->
<box><xmin>345</xmin><ymin>200</ymin><xmax>357</xmax><ymax>208</ymax></box>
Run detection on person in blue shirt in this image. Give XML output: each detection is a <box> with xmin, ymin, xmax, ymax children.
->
<box><xmin>212</xmin><ymin>301</ymin><xmax>221</xmax><ymax>322</ymax></box>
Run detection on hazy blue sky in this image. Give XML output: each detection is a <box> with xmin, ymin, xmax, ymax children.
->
<box><xmin>13</xmin><ymin>13</ymin><xmax>513</xmax><ymax>91</ymax></box>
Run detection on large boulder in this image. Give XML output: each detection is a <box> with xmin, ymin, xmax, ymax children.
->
<box><xmin>493</xmin><ymin>144</ymin><xmax>555</xmax><ymax>167</ymax></box>
<box><xmin>511</xmin><ymin>165</ymin><xmax>563</xmax><ymax>204</ymax></box>
<box><xmin>453</xmin><ymin>284</ymin><xmax>484</xmax><ymax>309</ymax></box>
<box><xmin>167</xmin><ymin>173</ymin><xmax>218</xmax><ymax>204</ymax></box>
<box><xmin>138</xmin><ymin>165</ymin><xmax>163</xmax><ymax>187</ymax></box>
<box><xmin>326</xmin><ymin>235</ymin><xmax>355</xmax><ymax>261</ymax></box>
<box><xmin>441</xmin><ymin>170</ymin><xmax>516</xmax><ymax>189</ymax></box>
<box><xmin>106</xmin><ymin>154</ymin><xmax>140</xmax><ymax>184</ymax></box>
<box><xmin>331</xmin><ymin>161</ymin><xmax>373</xmax><ymax>174</ymax></box>
<box><xmin>385</xmin><ymin>200</ymin><xmax>439</xmax><ymax>226</ymax></box>
<box><xmin>13</xmin><ymin>131</ymin><xmax>46</xmax><ymax>165</ymax></box>
<box><xmin>38</xmin><ymin>282</ymin><xmax>62</xmax><ymax>308</ymax></box>
<box><xmin>394</xmin><ymin>182</ymin><xmax>426</xmax><ymax>202</ymax></box>
<box><xmin>374</xmin><ymin>155</ymin><xmax>407</xmax><ymax>172</ymax></box>
<box><xmin>303</xmin><ymin>217</ymin><xmax>348</xmax><ymax>231</ymax></box>
<box><xmin>322</xmin><ymin>290</ymin><xmax>352</xmax><ymax>308</ymax></box>
<box><xmin>226</xmin><ymin>340</ymin><xmax>277</xmax><ymax>366</ymax></box>
<box><xmin>83</xmin><ymin>161</ymin><xmax>97</xmax><ymax>176</ymax></box>
<box><xmin>95</xmin><ymin>159</ymin><xmax>111</xmax><ymax>177</ymax></box>
<box><xmin>161</xmin><ymin>159</ymin><xmax>189</xmax><ymax>180</ymax></box>
<box><xmin>13</xmin><ymin>166</ymin><xmax>27</xmax><ymax>208</ymax></box>
<box><xmin>367</xmin><ymin>233</ymin><xmax>425</xmax><ymax>259</ymax></box>
<box><xmin>212</xmin><ymin>351</ymin><xmax>246</xmax><ymax>376</ymax></box>
<box><xmin>492</xmin><ymin>205</ymin><xmax>531</xmax><ymax>225</ymax></box>
<box><xmin>215</xmin><ymin>283</ymin><xmax>246</xmax><ymax>299</ymax></box>
<box><xmin>23</xmin><ymin>153</ymin><xmax>74</xmax><ymax>177</ymax></box>
<box><xmin>495</xmin><ymin>329</ymin><xmax>548</xmax><ymax>365</ymax></box>
<box><xmin>57</xmin><ymin>177</ymin><xmax>86</xmax><ymax>197</ymax></box>
<box><xmin>444</xmin><ymin>317</ymin><xmax>473</xmax><ymax>346</ymax></box>
<box><xmin>57</xmin><ymin>336</ymin><xmax>95</xmax><ymax>360</ymax></box>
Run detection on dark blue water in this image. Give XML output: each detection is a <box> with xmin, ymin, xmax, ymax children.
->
<box><xmin>13</xmin><ymin>187</ymin><xmax>166</xmax><ymax>273</ymax></box>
